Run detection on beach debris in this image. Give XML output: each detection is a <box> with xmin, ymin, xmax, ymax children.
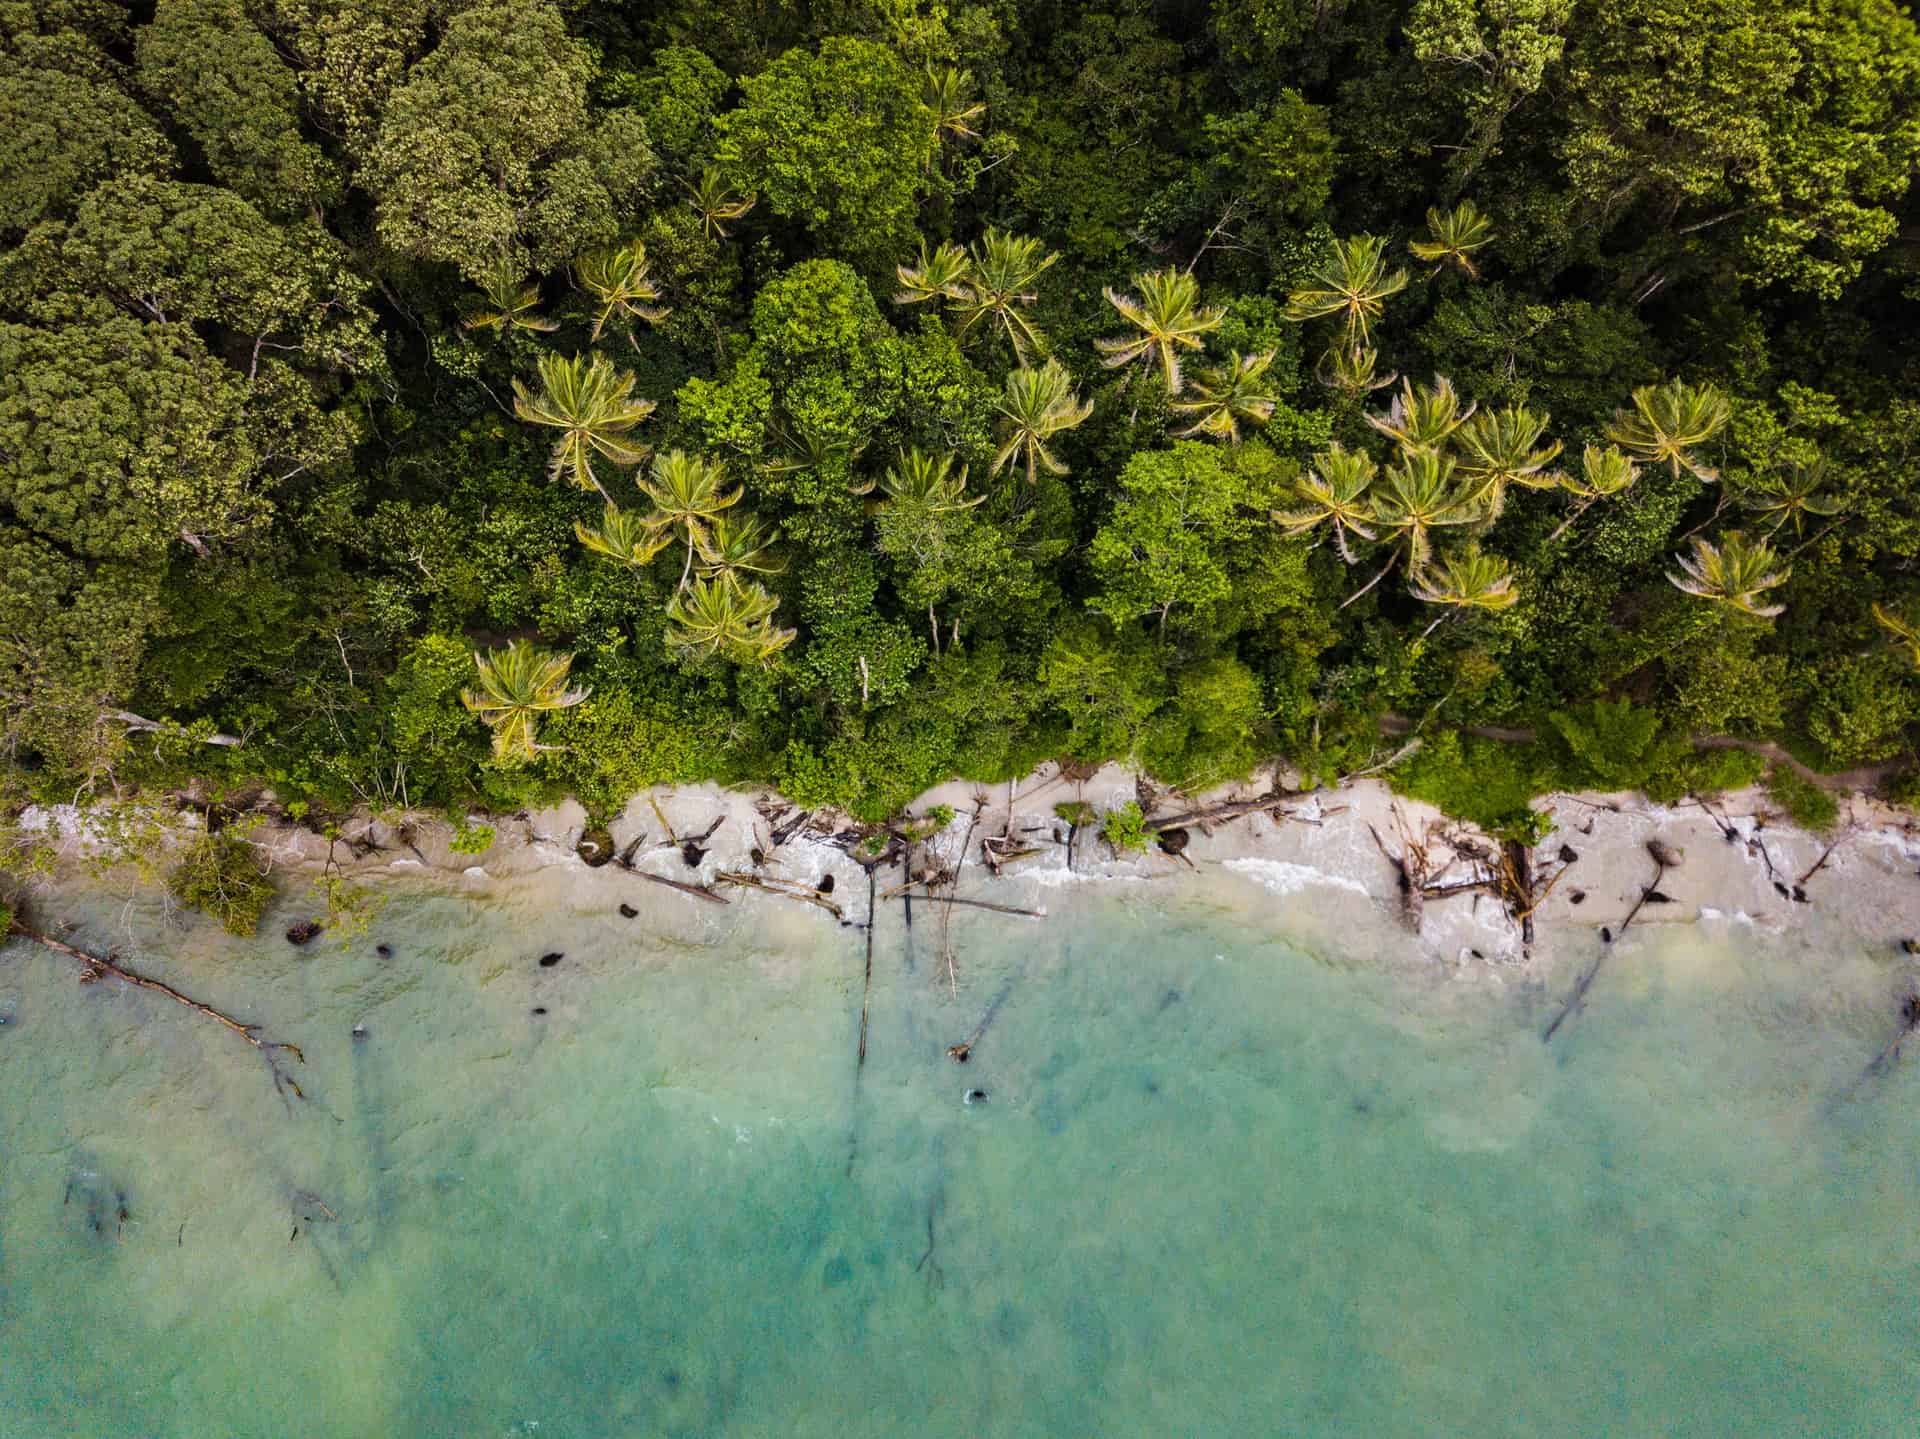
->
<box><xmin>285</xmin><ymin>920</ymin><xmax>324</xmax><ymax>946</ymax></box>
<box><xmin>531</xmin><ymin>1006</ymin><xmax>548</xmax><ymax>1016</ymax></box>
<box><xmin>947</xmin><ymin>980</ymin><xmax>1014</xmax><ymax>1063</ymax></box>
<box><xmin>612</xmin><ymin>847</ymin><xmax>728</xmax><ymax>905</ymax></box>
<box><xmin>1542</xmin><ymin>841</ymin><xmax>1679</xmax><ymax>1042</ymax></box>
<box><xmin>1791</xmin><ymin>836</ymin><xmax>1845</xmax><ymax>902</ymax></box>
<box><xmin>538</xmin><ymin>951</ymin><xmax>563</xmax><ymax>968</ymax></box>
<box><xmin>375</xmin><ymin>943</ymin><xmax>393</xmax><ymax>958</ymax></box>
<box><xmin>964</xmin><ymin>1088</ymin><xmax>989</xmax><ymax>1105</ymax></box>
<box><xmin>575</xmin><ymin>825</ymin><xmax>615</xmax><ymax>867</ymax></box>
<box><xmin>9</xmin><ymin>915</ymin><xmax>308</xmax><ymax>1101</ymax></box>
<box><xmin>618</xmin><ymin>902</ymin><xmax>639</xmax><ymax>919</ymax></box>
<box><xmin>1146</xmin><ymin>790</ymin><xmax>1319</xmax><ymax>833</ymax></box>
<box><xmin>714</xmin><ymin>871</ymin><xmax>843</xmax><ymax>919</ymax></box>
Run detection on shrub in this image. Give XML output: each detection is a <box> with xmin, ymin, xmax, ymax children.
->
<box><xmin>1764</xmin><ymin>763</ymin><xmax>1839</xmax><ymax>833</ymax></box>
<box><xmin>1100</xmin><ymin>800</ymin><xmax>1151</xmax><ymax>854</ymax></box>
<box><xmin>1390</xmin><ymin>731</ymin><xmax>1552</xmax><ymax>842</ymax></box>
<box><xmin>168</xmin><ymin>833</ymin><xmax>275</xmax><ymax>936</ymax></box>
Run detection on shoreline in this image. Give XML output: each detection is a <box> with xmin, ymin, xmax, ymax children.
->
<box><xmin>19</xmin><ymin>767</ymin><xmax>1920</xmax><ymax>975</ymax></box>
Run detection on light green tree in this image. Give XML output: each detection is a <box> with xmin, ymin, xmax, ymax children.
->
<box><xmin>1606</xmin><ymin>378</ymin><xmax>1732</xmax><ymax>480</ymax></box>
<box><xmin>512</xmin><ymin>352</ymin><xmax>657</xmax><ymax>498</ymax></box>
<box><xmin>1666</xmin><ymin>531</ymin><xmax>1790</xmax><ymax>617</ymax></box>
<box><xmin>1096</xmin><ymin>268</ymin><xmax>1226</xmax><ymax>394</ymax></box>
<box><xmin>1171</xmin><ymin>351</ymin><xmax>1279</xmax><ymax>443</ymax></box>
<box><xmin>575</xmin><ymin>238</ymin><xmax>670</xmax><ymax>342</ymax></box>
<box><xmin>462</xmin><ymin>640</ymin><xmax>590</xmax><ymax>762</ymax></box>
<box><xmin>992</xmin><ymin>361</ymin><xmax>1093</xmax><ymax>484</ymax></box>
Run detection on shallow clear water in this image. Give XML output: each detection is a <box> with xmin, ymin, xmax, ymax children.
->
<box><xmin>2</xmin><ymin>866</ymin><xmax>1917</xmax><ymax>1437</ymax></box>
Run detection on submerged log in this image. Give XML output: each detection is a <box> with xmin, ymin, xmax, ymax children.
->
<box><xmin>886</xmin><ymin>888</ymin><xmax>1045</xmax><ymax>919</ymax></box>
<box><xmin>622</xmin><ymin>867</ymin><xmax>729</xmax><ymax>906</ymax></box>
<box><xmin>947</xmin><ymin>980</ymin><xmax>1015</xmax><ymax>1063</ymax></box>
<box><xmin>1542</xmin><ymin>845</ymin><xmax>1675</xmax><ymax>1042</ymax></box>
<box><xmin>7</xmin><ymin>920</ymin><xmax>307</xmax><ymax>1100</ymax></box>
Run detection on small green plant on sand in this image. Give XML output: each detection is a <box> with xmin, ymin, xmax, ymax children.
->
<box><xmin>1054</xmin><ymin>801</ymin><xmax>1096</xmax><ymax>827</ymax></box>
<box><xmin>1100</xmin><ymin>800</ymin><xmax>1151</xmax><ymax>854</ymax></box>
<box><xmin>168</xmin><ymin>832</ymin><xmax>276</xmax><ymax>936</ymax></box>
<box><xmin>450</xmin><ymin>820</ymin><xmax>496</xmax><ymax>855</ymax></box>
<box><xmin>1765</xmin><ymin>763</ymin><xmax>1839</xmax><ymax>833</ymax></box>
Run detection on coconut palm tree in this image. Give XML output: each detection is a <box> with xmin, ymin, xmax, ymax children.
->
<box><xmin>1546</xmin><ymin>444</ymin><xmax>1640</xmax><ymax>544</ymax></box>
<box><xmin>1738</xmin><ymin>457</ymin><xmax>1845</xmax><ymax>536</ymax></box>
<box><xmin>1666</xmin><ymin>531</ymin><xmax>1790</xmax><ymax>618</ymax></box>
<box><xmin>1273</xmin><ymin>445</ymin><xmax>1378</xmax><ymax>563</ymax></box>
<box><xmin>1453</xmin><ymin>404</ymin><xmax>1563</xmax><ymax>514</ymax></box>
<box><xmin>512</xmin><ymin>352</ymin><xmax>657</xmax><ymax>498</ymax></box>
<box><xmin>952</xmin><ymin>229</ymin><xmax>1058</xmax><ymax>362</ymax></box>
<box><xmin>1095</xmin><ymin>267</ymin><xmax>1225</xmax><ymax>394</ymax></box>
<box><xmin>1409</xmin><ymin>545</ymin><xmax>1519</xmax><ymax>637</ymax></box>
<box><xmin>893</xmin><ymin>239</ymin><xmax>972</xmax><ymax>306</ymax></box>
<box><xmin>463</xmin><ymin>256</ymin><xmax>559</xmax><ymax>335</ymax></box>
<box><xmin>1345</xmin><ymin>450</ymin><xmax>1486</xmax><ymax>608</ymax></box>
<box><xmin>685</xmin><ymin>168</ymin><xmax>757</xmax><ymax>241</ymax></box>
<box><xmin>992</xmin><ymin>360</ymin><xmax>1093</xmax><ymax>483</ymax></box>
<box><xmin>694</xmin><ymin>510</ymin><xmax>785</xmax><ymax>579</ymax></box>
<box><xmin>666</xmin><ymin>575</ymin><xmax>795</xmax><ymax>665</ymax></box>
<box><xmin>461</xmin><ymin>640</ymin><xmax>590</xmax><ymax>762</ymax></box>
<box><xmin>1606</xmin><ymin>378</ymin><xmax>1732</xmax><ymax>480</ymax></box>
<box><xmin>1871</xmin><ymin>603</ymin><xmax>1920</xmax><ymax>668</ymax></box>
<box><xmin>574</xmin><ymin>504</ymin><xmax>672</xmax><ymax>567</ymax></box>
<box><xmin>1366</xmin><ymin>375</ymin><xmax>1475</xmax><ymax>456</ymax></box>
<box><xmin>1409</xmin><ymin>201</ymin><xmax>1495</xmax><ymax>279</ymax></box>
<box><xmin>1316</xmin><ymin>341</ymin><xmax>1397</xmax><ymax>400</ymax></box>
<box><xmin>636</xmin><ymin>450</ymin><xmax>743</xmax><ymax>589</ymax></box>
<box><xmin>574</xmin><ymin>238</ymin><xmax>670</xmax><ymax>342</ymax></box>
<box><xmin>1171</xmin><ymin>350</ymin><xmax>1278</xmax><ymax>443</ymax></box>
<box><xmin>1284</xmin><ymin>234</ymin><xmax>1409</xmax><ymax>342</ymax></box>
<box><xmin>874</xmin><ymin>447</ymin><xmax>985</xmax><ymax>512</ymax></box>
<box><xmin>925</xmin><ymin>65</ymin><xmax>986</xmax><ymax>142</ymax></box>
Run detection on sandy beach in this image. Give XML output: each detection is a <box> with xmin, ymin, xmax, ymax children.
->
<box><xmin>29</xmin><ymin>765</ymin><xmax>1909</xmax><ymax>984</ymax></box>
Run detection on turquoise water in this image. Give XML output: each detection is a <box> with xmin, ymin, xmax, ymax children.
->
<box><xmin>2</xmin><ymin>867</ymin><xmax>1917</xmax><ymax>1436</ymax></box>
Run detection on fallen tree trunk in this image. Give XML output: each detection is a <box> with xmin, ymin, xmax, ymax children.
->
<box><xmin>714</xmin><ymin>871</ymin><xmax>844</xmax><ymax>920</ymax></box>
<box><xmin>618</xmin><ymin>865</ymin><xmax>728</xmax><ymax>906</ymax></box>
<box><xmin>1146</xmin><ymin>794</ymin><xmax>1303</xmax><ymax>832</ymax></box>
<box><xmin>7</xmin><ymin>921</ymin><xmax>306</xmax><ymax>1100</ymax></box>
<box><xmin>886</xmin><ymin>888</ymin><xmax>1045</xmax><ymax>919</ymax></box>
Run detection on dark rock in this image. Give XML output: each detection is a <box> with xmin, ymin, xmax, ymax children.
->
<box><xmin>1601</xmin><ymin>927</ymin><xmax>1614</xmax><ymax>943</ymax></box>
<box><xmin>817</xmin><ymin>873</ymin><xmax>835</xmax><ymax>895</ymax></box>
<box><xmin>822</xmin><ymin>1255</ymin><xmax>853</xmax><ymax>1287</ymax></box>
<box><xmin>576</xmin><ymin>826</ymin><xmax>615</xmax><ymax>868</ymax></box>
<box><xmin>375</xmin><ymin>943</ymin><xmax>393</xmax><ymax>959</ymax></box>
<box><xmin>1470</xmin><ymin>948</ymin><xmax>1486</xmax><ymax>960</ymax></box>
<box><xmin>285</xmin><ymin>920</ymin><xmax>324</xmax><ymax>946</ymax></box>
<box><xmin>1647</xmin><ymin>838</ymin><xmax>1685</xmax><ymax>868</ymax></box>
<box><xmin>1644</xmin><ymin>890</ymin><xmax>1673</xmax><ymax>905</ymax></box>
<box><xmin>681</xmin><ymin>841</ymin><xmax>706</xmax><ymax>868</ymax></box>
<box><xmin>964</xmin><ymin>1088</ymin><xmax>989</xmax><ymax>1105</ymax></box>
<box><xmin>618</xmin><ymin>903</ymin><xmax>639</xmax><ymax>919</ymax></box>
<box><xmin>538</xmin><ymin>951</ymin><xmax>563</xmax><ymax>968</ymax></box>
<box><xmin>1558</xmin><ymin>844</ymin><xmax>1579</xmax><ymax>864</ymax></box>
<box><xmin>531</xmin><ymin>1006</ymin><xmax>548</xmax><ymax>1016</ymax></box>
<box><xmin>1569</xmin><ymin>890</ymin><xmax>1586</xmax><ymax>905</ymax></box>
<box><xmin>1791</xmin><ymin>885</ymin><xmax>1808</xmax><ymax>904</ymax></box>
<box><xmin>351</xmin><ymin>1025</ymin><xmax>369</xmax><ymax>1042</ymax></box>
<box><xmin>749</xmin><ymin>846</ymin><xmax>767</xmax><ymax>867</ymax></box>
<box><xmin>1157</xmin><ymin>826</ymin><xmax>1191</xmax><ymax>856</ymax></box>
<box><xmin>1900</xmin><ymin>938</ymin><xmax>1919</xmax><ymax>955</ymax></box>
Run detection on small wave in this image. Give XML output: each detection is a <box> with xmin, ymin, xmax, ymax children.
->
<box><xmin>1223</xmin><ymin>857</ymin><xmax>1372</xmax><ymax>898</ymax></box>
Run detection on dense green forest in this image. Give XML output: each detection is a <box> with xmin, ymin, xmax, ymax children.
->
<box><xmin>5</xmin><ymin>0</ymin><xmax>1920</xmax><ymax>841</ymax></box>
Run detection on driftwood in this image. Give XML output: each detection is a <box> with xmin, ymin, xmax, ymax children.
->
<box><xmin>7</xmin><ymin>921</ymin><xmax>307</xmax><ymax>1100</ymax></box>
<box><xmin>714</xmin><ymin>871</ymin><xmax>844</xmax><ymax>920</ymax></box>
<box><xmin>1147</xmin><ymin>793</ymin><xmax>1307</xmax><ymax>832</ymax></box>
<box><xmin>1542</xmin><ymin>843</ymin><xmax>1676</xmax><ymax>1042</ymax></box>
<box><xmin>947</xmin><ymin>980</ymin><xmax>1014</xmax><ymax>1063</ymax></box>
<box><xmin>621</xmin><ymin>866</ymin><xmax>728</xmax><ymax>906</ymax></box>
<box><xmin>1368</xmin><ymin>820</ymin><xmax>1426</xmax><ymax>932</ymax></box>
<box><xmin>887</xmin><ymin>887</ymin><xmax>1045</xmax><ymax>919</ymax></box>
<box><xmin>857</xmin><ymin>870</ymin><xmax>876</xmax><ymax>1069</ymax></box>
<box><xmin>648</xmin><ymin>797</ymin><xmax>678</xmax><ymax>845</ymax></box>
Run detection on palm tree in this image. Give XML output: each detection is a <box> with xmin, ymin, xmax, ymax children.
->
<box><xmin>893</xmin><ymin>239</ymin><xmax>972</xmax><ymax>306</ymax></box>
<box><xmin>1316</xmin><ymin>341</ymin><xmax>1397</xmax><ymax>400</ymax></box>
<box><xmin>952</xmin><ymin>228</ymin><xmax>1058</xmax><ymax>362</ymax></box>
<box><xmin>1346</xmin><ymin>450</ymin><xmax>1485</xmax><ymax>608</ymax></box>
<box><xmin>666</xmin><ymin>575</ymin><xmax>795</xmax><ymax>665</ymax></box>
<box><xmin>1284</xmin><ymin>234</ymin><xmax>1409</xmax><ymax>342</ymax></box>
<box><xmin>461</xmin><ymin>640</ymin><xmax>589</xmax><ymax>762</ymax></box>
<box><xmin>574</xmin><ymin>503</ymin><xmax>672</xmax><ymax>567</ymax></box>
<box><xmin>1409</xmin><ymin>545</ymin><xmax>1519</xmax><ymax>637</ymax></box>
<box><xmin>874</xmin><ymin>447</ymin><xmax>985</xmax><ymax>512</ymax></box>
<box><xmin>512</xmin><ymin>352</ymin><xmax>657</xmax><ymax>498</ymax></box>
<box><xmin>685</xmin><ymin>168</ymin><xmax>757</xmax><ymax>241</ymax></box>
<box><xmin>574</xmin><ymin>238</ymin><xmax>669</xmax><ymax>342</ymax></box>
<box><xmin>1171</xmin><ymin>350</ymin><xmax>1278</xmax><ymax>443</ymax></box>
<box><xmin>992</xmin><ymin>360</ymin><xmax>1093</xmax><ymax>483</ymax></box>
<box><xmin>1453</xmin><ymin>404</ymin><xmax>1563</xmax><ymax>514</ymax></box>
<box><xmin>635</xmin><ymin>450</ymin><xmax>743</xmax><ymax>589</ymax></box>
<box><xmin>1409</xmin><ymin>201</ymin><xmax>1495</xmax><ymax>279</ymax></box>
<box><xmin>1273</xmin><ymin>445</ymin><xmax>1378</xmax><ymax>563</ymax></box>
<box><xmin>1666</xmin><ymin>531</ymin><xmax>1790</xmax><ymax>618</ymax></box>
<box><xmin>1871</xmin><ymin>602</ymin><xmax>1920</xmax><ymax>669</ymax></box>
<box><xmin>1366</xmin><ymin>375</ymin><xmax>1475</xmax><ymax>456</ymax></box>
<box><xmin>1738</xmin><ymin>457</ymin><xmax>1844</xmax><ymax>536</ymax></box>
<box><xmin>1606</xmin><ymin>378</ymin><xmax>1732</xmax><ymax>480</ymax></box>
<box><xmin>1095</xmin><ymin>267</ymin><xmax>1225</xmax><ymax>394</ymax></box>
<box><xmin>1546</xmin><ymin>444</ymin><xmax>1640</xmax><ymax>544</ymax></box>
<box><xmin>694</xmin><ymin>510</ymin><xmax>785</xmax><ymax>579</ymax></box>
<box><xmin>462</xmin><ymin>256</ymin><xmax>559</xmax><ymax>335</ymax></box>
<box><xmin>925</xmin><ymin>65</ymin><xmax>986</xmax><ymax>142</ymax></box>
